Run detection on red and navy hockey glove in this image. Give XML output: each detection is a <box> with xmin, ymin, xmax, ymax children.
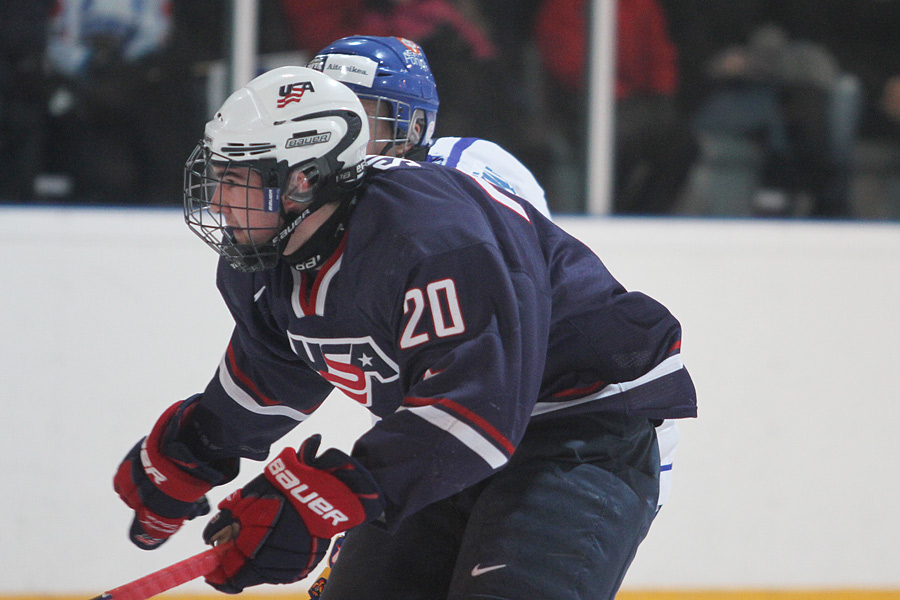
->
<box><xmin>201</xmin><ymin>435</ymin><xmax>385</xmax><ymax>594</ymax></box>
<box><xmin>114</xmin><ymin>397</ymin><xmax>238</xmax><ymax>550</ymax></box>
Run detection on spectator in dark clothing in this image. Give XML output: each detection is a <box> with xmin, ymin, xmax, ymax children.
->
<box><xmin>665</xmin><ymin>0</ymin><xmax>900</xmax><ymax>218</ymax></box>
<box><xmin>692</xmin><ymin>23</ymin><xmax>861</xmax><ymax>217</ymax></box>
<box><xmin>0</xmin><ymin>1</ymin><xmax>54</xmax><ymax>202</ymax></box>
<box><xmin>280</xmin><ymin>0</ymin><xmax>502</xmax><ymax>143</ymax></box>
<box><xmin>764</xmin><ymin>0</ymin><xmax>900</xmax><ymax>143</ymax></box>
<box><xmin>534</xmin><ymin>0</ymin><xmax>698</xmax><ymax>215</ymax></box>
<box><xmin>43</xmin><ymin>0</ymin><xmax>196</xmax><ymax>205</ymax></box>
<box><xmin>659</xmin><ymin>0</ymin><xmax>771</xmax><ymax>117</ymax></box>
<box><xmin>471</xmin><ymin>0</ymin><xmax>557</xmax><ymax>189</ymax></box>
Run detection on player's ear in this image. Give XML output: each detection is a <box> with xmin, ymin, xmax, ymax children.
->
<box><xmin>402</xmin><ymin>114</ymin><xmax>424</xmax><ymax>156</ymax></box>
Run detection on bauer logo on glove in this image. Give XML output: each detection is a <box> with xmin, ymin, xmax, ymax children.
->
<box><xmin>266</xmin><ymin>456</ymin><xmax>351</xmax><ymax>529</ymax></box>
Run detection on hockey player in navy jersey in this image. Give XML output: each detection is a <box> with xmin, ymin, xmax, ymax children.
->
<box><xmin>311</xmin><ymin>34</ymin><xmax>683</xmax><ymax>513</ymax></box>
<box><xmin>112</xmin><ymin>66</ymin><xmax>696</xmax><ymax>600</ymax></box>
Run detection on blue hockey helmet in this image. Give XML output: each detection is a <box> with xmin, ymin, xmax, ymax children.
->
<box><xmin>309</xmin><ymin>36</ymin><xmax>439</xmax><ymax>155</ymax></box>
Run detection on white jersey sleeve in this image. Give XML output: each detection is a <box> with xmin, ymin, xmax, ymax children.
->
<box><xmin>427</xmin><ymin>137</ymin><xmax>552</xmax><ymax>219</ymax></box>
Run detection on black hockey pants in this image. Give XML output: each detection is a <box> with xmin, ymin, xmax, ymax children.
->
<box><xmin>319</xmin><ymin>412</ymin><xmax>660</xmax><ymax>600</ymax></box>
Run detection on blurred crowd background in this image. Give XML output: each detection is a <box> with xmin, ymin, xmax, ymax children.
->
<box><xmin>2</xmin><ymin>0</ymin><xmax>900</xmax><ymax>219</ymax></box>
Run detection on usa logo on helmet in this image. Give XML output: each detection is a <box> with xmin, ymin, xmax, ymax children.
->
<box><xmin>277</xmin><ymin>81</ymin><xmax>315</xmax><ymax>108</ymax></box>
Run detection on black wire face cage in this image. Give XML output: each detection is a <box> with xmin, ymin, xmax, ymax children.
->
<box><xmin>358</xmin><ymin>94</ymin><xmax>417</xmax><ymax>154</ymax></box>
<box><xmin>184</xmin><ymin>144</ymin><xmax>301</xmax><ymax>272</ymax></box>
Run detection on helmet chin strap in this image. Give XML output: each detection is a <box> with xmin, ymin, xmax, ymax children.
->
<box><xmin>380</xmin><ymin>139</ymin><xmax>428</xmax><ymax>160</ymax></box>
<box><xmin>396</xmin><ymin>116</ymin><xmax>427</xmax><ymax>159</ymax></box>
<box><xmin>270</xmin><ymin>194</ymin><xmax>329</xmax><ymax>252</ymax></box>
<box><xmin>268</xmin><ymin>161</ymin><xmax>346</xmax><ymax>254</ymax></box>
<box><xmin>222</xmin><ymin>197</ymin><xmax>325</xmax><ymax>273</ymax></box>
<box><xmin>404</xmin><ymin>145</ymin><xmax>428</xmax><ymax>161</ymax></box>
<box><xmin>265</xmin><ymin>155</ymin><xmax>364</xmax><ymax>270</ymax></box>
<box><xmin>377</xmin><ymin>141</ymin><xmax>398</xmax><ymax>156</ymax></box>
<box><xmin>283</xmin><ymin>193</ymin><xmax>358</xmax><ymax>271</ymax></box>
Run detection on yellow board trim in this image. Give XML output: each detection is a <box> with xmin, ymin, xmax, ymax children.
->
<box><xmin>616</xmin><ymin>592</ymin><xmax>900</xmax><ymax>600</ymax></box>
<box><xmin>5</xmin><ymin>590</ymin><xmax>900</xmax><ymax>600</ymax></box>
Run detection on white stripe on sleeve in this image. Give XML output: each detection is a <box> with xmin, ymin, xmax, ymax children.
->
<box><xmin>217</xmin><ymin>354</ymin><xmax>310</xmax><ymax>421</ymax></box>
<box><xmin>402</xmin><ymin>404</ymin><xmax>508</xmax><ymax>469</ymax></box>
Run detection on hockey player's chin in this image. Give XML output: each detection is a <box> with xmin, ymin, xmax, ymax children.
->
<box><xmin>228</xmin><ymin>230</ymin><xmax>250</xmax><ymax>245</ymax></box>
<box><xmin>231</xmin><ymin>229</ymin><xmax>264</xmax><ymax>245</ymax></box>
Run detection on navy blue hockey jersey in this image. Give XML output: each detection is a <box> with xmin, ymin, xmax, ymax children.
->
<box><xmin>192</xmin><ymin>156</ymin><xmax>696</xmax><ymax>526</ymax></box>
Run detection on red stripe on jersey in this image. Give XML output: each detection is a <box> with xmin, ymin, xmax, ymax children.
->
<box><xmin>402</xmin><ymin>396</ymin><xmax>437</xmax><ymax>407</ymax></box>
<box><xmin>295</xmin><ymin>272</ymin><xmax>312</xmax><ymax>317</ymax></box>
<box><xmin>551</xmin><ymin>380</ymin><xmax>607</xmax><ymax>398</ymax></box>
<box><xmin>668</xmin><ymin>340</ymin><xmax>682</xmax><ymax>353</ymax></box>
<box><xmin>307</xmin><ymin>235</ymin><xmax>347</xmax><ymax>312</ymax></box>
<box><xmin>404</xmin><ymin>396</ymin><xmax>515</xmax><ymax>455</ymax></box>
<box><xmin>226</xmin><ymin>343</ymin><xmax>280</xmax><ymax>406</ymax></box>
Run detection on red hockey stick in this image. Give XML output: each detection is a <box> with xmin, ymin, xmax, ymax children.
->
<box><xmin>89</xmin><ymin>544</ymin><xmax>229</xmax><ymax>600</ymax></box>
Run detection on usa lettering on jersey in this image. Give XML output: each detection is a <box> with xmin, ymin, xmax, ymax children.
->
<box><xmin>287</xmin><ymin>334</ymin><xmax>399</xmax><ymax>405</ymax></box>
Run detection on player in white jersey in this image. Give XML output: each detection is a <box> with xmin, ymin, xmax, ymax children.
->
<box><xmin>312</xmin><ymin>35</ymin><xmax>679</xmax><ymax>513</ymax></box>
<box><xmin>427</xmin><ymin>136</ymin><xmax>551</xmax><ymax>218</ymax></box>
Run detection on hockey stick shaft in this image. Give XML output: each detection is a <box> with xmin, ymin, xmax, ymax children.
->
<box><xmin>89</xmin><ymin>544</ymin><xmax>228</xmax><ymax>600</ymax></box>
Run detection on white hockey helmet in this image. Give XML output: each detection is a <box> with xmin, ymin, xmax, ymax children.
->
<box><xmin>184</xmin><ymin>65</ymin><xmax>369</xmax><ymax>272</ymax></box>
